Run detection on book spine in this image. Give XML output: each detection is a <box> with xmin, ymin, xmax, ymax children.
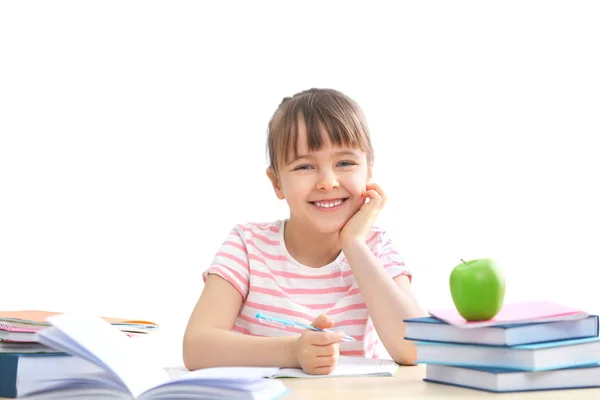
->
<box><xmin>0</xmin><ymin>355</ymin><xmax>18</xmax><ymax>398</ymax></box>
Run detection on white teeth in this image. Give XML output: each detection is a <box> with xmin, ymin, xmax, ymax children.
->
<box><xmin>314</xmin><ymin>199</ymin><xmax>343</xmax><ymax>208</ymax></box>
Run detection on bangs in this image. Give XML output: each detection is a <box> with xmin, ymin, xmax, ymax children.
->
<box><xmin>268</xmin><ymin>89</ymin><xmax>373</xmax><ymax>172</ymax></box>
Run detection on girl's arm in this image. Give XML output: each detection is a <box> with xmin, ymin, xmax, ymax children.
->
<box><xmin>183</xmin><ymin>274</ymin><xmax>343</xmax><ymax>373</ymax></box>
<box><xmin>339</xmin><ymin>183</ymin><xmax>428</xmax><ymax>365</ymax></box>
<box><xmin>183</xmin><ymin>274</ymin><xmax>298</xmax><ymax>370</ymax></box>
<box><xmin>341</xmin><ymin>240</ymin><xmax>427</xmax><ymax>365</ymax></box>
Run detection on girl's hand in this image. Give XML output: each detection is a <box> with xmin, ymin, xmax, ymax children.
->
<box><xmin>339</xmin><ymin>183</ymin><xmax>387</xmax><ymax>247</ymax></box>
<box><xmin>294</xmin><ymin>314</ymin><xmax>344</xmax><ymax>375</ymax></box>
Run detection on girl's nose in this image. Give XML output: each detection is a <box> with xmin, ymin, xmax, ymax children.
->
<box><xmin>316</xmin><ymin>170</ymin><xmax>340</xmax><ymax>191</ymax></box>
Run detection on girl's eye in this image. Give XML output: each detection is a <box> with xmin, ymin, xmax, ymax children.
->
<box><xmin>294</xmin><ymin>164</ymin><xmax>312</xmax><ymax>170</ymax></box>
<box><xmin>338</xmin><ymin>160</ymin><xmax>356</xmax><ymax>167</ymax></box>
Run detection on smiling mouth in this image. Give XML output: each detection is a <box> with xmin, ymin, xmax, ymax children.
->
<box><xmin>309</xmin><ymin>198</ymin><xmax>349</xmax><ymax>209</ymax></box>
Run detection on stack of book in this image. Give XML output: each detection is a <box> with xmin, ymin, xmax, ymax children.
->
<box><xmin>404</xmin><ymin>300</ymin><xmax>600</xmax><ymax>393</ymax></box>
<box><xmin>0</xmin><ymin>310</ymin><xmax>159</xmax><ymax>398</ymax></box>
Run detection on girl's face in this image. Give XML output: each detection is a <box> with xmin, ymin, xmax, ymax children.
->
<box><xmin>268</xmin><ymin>119</ymin><xmax>371</xmax><ymax>235</ymax></box>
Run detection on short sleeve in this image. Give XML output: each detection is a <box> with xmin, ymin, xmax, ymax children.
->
<box><xmin>372</xmin><ymin>229</ymin><xmax>412</xmax><ymax>283</ymax></box>
<box><xmin>203</xmin><ymin>225</ymin><xmax>250</xmax><ymax>300</ymax></box>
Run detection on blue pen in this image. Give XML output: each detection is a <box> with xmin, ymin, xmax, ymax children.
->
<box><xmin>255</xmin><ymin>312</ymin><xmax>357</xmax><ymax>342</ymax></box>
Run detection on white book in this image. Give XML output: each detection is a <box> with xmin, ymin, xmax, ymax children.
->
<box><xmin>404</xmin><ymin>315</ymin><xmax>599</xmax><ymax>346</ymax></box>
<box><xmin>23</xmin><ymin>314</ymin><xmax>287</xmax><ymax>400</ymax></box>
<box><xmin>416</xmin><ymin>336</ymin><xmax>600</xmax><ymax>371</ymax></box>
<box><xmin>425</xmin><ymin>364</ymin><xmax>600</xmax><ymax>392</ymax></box>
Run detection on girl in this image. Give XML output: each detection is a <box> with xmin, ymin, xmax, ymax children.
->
<box><xmin>183</xmin><ymin>88</ymin><xmax>427</xmax><ymax>375</ymax></box>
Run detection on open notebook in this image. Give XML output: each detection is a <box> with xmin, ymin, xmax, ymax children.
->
<box><xmin>167</xmin><ymin>357</ymin><xmax>399</xmax><ymax>380</ymax></box>
<box><xmin>273</xmin><ymin>356</ymin><xmax>398</xmax><ymax>378</ymax></box>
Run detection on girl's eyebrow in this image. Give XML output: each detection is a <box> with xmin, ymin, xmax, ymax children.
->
<box><xmin>288</xmin><ymin>150</ymin><xmax>360</xmax><ymax>165</ymax></box>
<box><xmin>335</xmin><ymin>150</ymin><xmax>360</xmax><ymax>158</ymax></box>
<box><xmin>288</xmin><ymin>154</ymin><xmax>314</xmax><ymax>164</ymax></box>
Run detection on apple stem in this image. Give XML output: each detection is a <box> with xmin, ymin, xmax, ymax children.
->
<box><xmin>460</xmin><ymin>259</ymin><xmax>468</xmax><ymax>265</ymax></box>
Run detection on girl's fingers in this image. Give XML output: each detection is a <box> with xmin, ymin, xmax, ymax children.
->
<box><xmin>314</xmin><ymin>353</ymin><xmax>339</xmax><ymax>368</ymax></box>
<box><xmin>366</xmin><ymin>182</ymin><xmax>385</xmax><ymax>196</ymax></box>
<box><xmin>363</xmin><ymin>189</ymin><xmax>382</xmax><ymax>209</ymax></box>
<box><xmin>365</xmin><ymin>183</ymin><xmax>387</xmax><ymax>209</ymax></box>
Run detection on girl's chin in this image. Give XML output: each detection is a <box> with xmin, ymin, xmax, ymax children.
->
<box><xmin>309</xmin><ymin>219</ymin><xmax>350</xmax><ymax>235</ymax></box>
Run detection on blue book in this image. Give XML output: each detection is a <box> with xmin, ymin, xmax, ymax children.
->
<box><xmin>404</xmin><ymin>315</ymin><xmax>598</xmax><ymax>346</ymax></box>
<box><xmin>425</xmin><ymin>363</ymin><xmax>600</xmax><ymax>393</ymax></box>
<box><xmin>415</xmin><ymin>336</ymin><xmax>600</xmax><ymax>371</ymax></box>
<box><xmin>0</xmin><ymin>352</ymin><xmax>102</xmax><ymax>398</ymax></box>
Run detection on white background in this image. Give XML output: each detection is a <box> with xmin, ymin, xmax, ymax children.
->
<box><xmin>1</xmin><ymin>1</ymin><xmax>599</xmax><ymax>366</ymax></box>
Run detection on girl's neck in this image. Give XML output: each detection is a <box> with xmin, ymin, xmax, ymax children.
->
<box><xmin>283</xmin><ymin>218</ymin><xmax>342</xmax><ymax>268</ymax></box>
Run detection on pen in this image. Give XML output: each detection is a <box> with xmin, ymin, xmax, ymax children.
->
<box><xmin>255</xmin><ymin>312</ymin><xmax>357</xmax><ymax>342</ymax></box>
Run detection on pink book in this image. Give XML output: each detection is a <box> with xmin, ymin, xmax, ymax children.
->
<box><xmin>428</xmin><ymin>300</ymin><xmax>589</xmax><ymax>329</ymax></box>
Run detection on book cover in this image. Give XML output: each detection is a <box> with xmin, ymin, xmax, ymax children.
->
<box><xmin>428</xmin><ymin>300</ymin><xmax>588</xmax><ymax>329</ymax></box>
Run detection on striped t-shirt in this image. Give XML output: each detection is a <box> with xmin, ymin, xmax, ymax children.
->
<box><xmin>203</xmin><ymin>220</ymin><xmax>411</xmax><ymax>358</ymax></box>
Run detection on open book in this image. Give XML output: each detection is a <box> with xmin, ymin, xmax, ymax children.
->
<box><xmin>22</xmin><ymin>314</ymin><xmax>288</xmax><ymax>400</ymax></box>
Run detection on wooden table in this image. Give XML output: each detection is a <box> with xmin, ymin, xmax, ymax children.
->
<box><xmin>282</xmin><ymin>365</ymin><xmax>600</xmax><ymax>399</ymax></box>
<box><xmin>2</xmin><ymin>365</ymin><xmax>598</xmax><ymax>399</ymax></box>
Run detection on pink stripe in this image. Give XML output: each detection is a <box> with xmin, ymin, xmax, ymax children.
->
<box><xmin>341</xmin><ymin>350</ymin><xmax>366</xmax><ymax>356</ymax></box>
<box><xmin>249</xmin><ymin>223</ymin><xmax>280</xmax><ymax>233</ymax></box>
<box><xmin>327</xmin><ymin>302</ymin><xmax>367</xmax><ymax>316</ymax></box>
<box><xmin>383</xmin><ymin>261</ymin><xmax>405</xmax><ymax>269</ymax></box>
<box><xmin>365</xmin><ymin>340</ymin><xmax>378</xmax><ymax>351</ymax></box>
<box><xmin>211</xmin><ymin>264</ymin><xmax>249</xmax><ymax>288</ymax></box>
<box><xmin>223</xmin><ymin>240</ymin><xmax>246</xmax><ymax>252</ymax></box>
<box><xmin>247</xmin><ymin>239</ymin><xmax>288</xmax><ymax>261</ymax></box>
<box><xmin>250</xmin><ymin>271</ymin><xmax>350</xmax><ymax>294</ymax></box>
<box><xmin>250</xmin><ymin>287</ymin><xmax>336</xmax><ymax>309</ymax></box>
<box><xmin>233</xmin><ymin>324</ymin><xmax>263</xmax><ymax>336</ymax></box>
<box><xmin>380</xmin><ymin>250</ymin><xmax>400</xmax><ymax>258</ymax></box>
<box><xmin>240</xmin><ymin>227</ymin><xmax>280</xmax><ymax>246</ymax></box>
<box><xmin>366</xmin><ymin>232</ymin><xmax>379</xmax><ymax>244</ymax></box>
<box><xmin>333</xmin><ymin>318</ymin><xmax>368</xmax><ymax>327</ymax></box>
<box><xmin>365</xmin><ymin>323</ymin><xmax>375</xmax><ymax>335</ymax></box>
<box><xmin>396</xmin><ymin>271</ymin><xmax>412</xmax><ymax>283</ymax></box>
<box><xmin>250</xmin><ymin>286</ymin><xmax>288</xmax><ymax>298</ymax></box>
<box><xmin>216</xmin><ymin>252</ymin><xmax>249</xmax><ymax>269</ymax></box>
<box><xmin>249</xmin><ymin>254</ymin><xmax>353</xmax><ymax>279</ymax></box>
<box><xmin>342</xmin><ymin>341</ymin><xmax>378</xmax><ymax>357</ymax></box>
<box><xmin>245</xmin><ymin>301</ymin><xmax>315</xmax><ymax>321</ymax></box>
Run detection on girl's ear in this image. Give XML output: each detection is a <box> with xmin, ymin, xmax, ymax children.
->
<box><xmin>367</xmin><ymin>165</ymin><xmax>373</xmax><ymax>183</ymax></box>
<box><xmin>266</xmin><ymin>167</ymin><xmax>285</xmax><ymax>200</ymax></box>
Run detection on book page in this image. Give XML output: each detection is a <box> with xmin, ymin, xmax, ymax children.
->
<box><xmin>37</xmin><ymin>314</ymin><xmax>169</xmax><ymax>398</ymax></box>
<box><xmin>273</xmin><ymin>356</ymin><xmax>399</xmax><ymax>378</ymax></box>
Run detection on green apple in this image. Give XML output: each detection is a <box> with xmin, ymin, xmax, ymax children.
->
<box><xmin>449</xmin><ymin>258</ymin><xmax>506</xmax><ymax>321</ymax></box>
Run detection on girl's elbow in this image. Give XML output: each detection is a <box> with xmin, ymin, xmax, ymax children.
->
<box><xmin>182</xmin><ymin>332</ymin><xmax>207</xmax><ymax>371</ymax></box>
<box><xmin>182</xmin><ymin>339</ymin><xmax>197</xmax><ymax>370</ymax></box>
<box><xmin>390</xmin><ymin>342</ymin><xmax>418</xmax><ymax>366</ymax></box>
<box><xmin>393</xmin><ymin>353</ymin><xmax>418</xmax><ymax>366</ymax></box>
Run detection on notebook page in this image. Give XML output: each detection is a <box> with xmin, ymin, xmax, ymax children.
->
<box><xmin>166</xmin><ymin>366</ymin><xmax>280</xmax><ymax>381</ymax></box>
<box><xmin>273</xmin><ymin>356</ymin><xmax>399</xmax><ymax>378</ymax></box>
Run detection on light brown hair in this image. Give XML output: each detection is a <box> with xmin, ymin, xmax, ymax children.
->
<box><xmin>267</xmin><ymin>88</ymin><xmax>374</xmax><ymax>175</ymax></box>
